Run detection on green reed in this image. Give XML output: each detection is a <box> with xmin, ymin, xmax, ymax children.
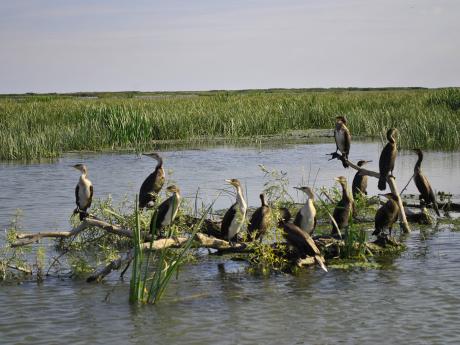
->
<box><xmin>1</xmin><ymin>88</ymin><xmax>459</xmax><ymax>160</ymax></box>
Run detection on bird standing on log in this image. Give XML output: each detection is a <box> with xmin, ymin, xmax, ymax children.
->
<box><xmin>139</xmin><ymin>152</ymin><xmax>165</xmax><ymax>209</ymax></box>
<box><xmin>293</xmin><ymin>186</ymin><xmax>316</xmax><ymax>235</ymax></box>
<box><xmin>352</xmin><ymin>160</ymin><xmax>372</xmax><ymax>198</ymax></box>
<box><xmin>334</xmin><ymin>116</ymin><xmax>351</xmax><ymax>168</ymax></box>
<box><xmin>73</xmin><ymin>164</ymin><xmax>93</xmax><ymax>221</ymax></box>
<box><xmin>279</xmin><ymin>214</ymin><xmax>327</xmax><ymax>272</ymax></box>
<box><xmin>378</xmin><ymin>128</ymin><xmax>398</xmax><ymax>191</ymax></box>
<box><xmin>373</xmin><ymin>193</ymin><xmax>400</xmax><ymax>237</ymax></box>
<box><xmin>221</xmin><ymin>179</ymin><xmax>247</xmax><ymax>242</ymax></box>
<box><xmin>248</xmin><ymin>193</ymin><xmax>271</xmax><ymax>241</ymax></box>
<box><xmin>332</xmin><ymin>176</ymin><xmax>354</xmax><ymax>236</ymax></box>
<box><xmin>150</xmin><ymin>185</ymin><xmax>181</xmax><ymax>235</ymax></box>
<box><xmin>413</xmin><ymin>149</ymin><xmax>440</xmax><ymax>216</ymax></box>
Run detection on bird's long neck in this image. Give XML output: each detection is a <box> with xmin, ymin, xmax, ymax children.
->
<box><xmin>415</xmin><ymin>152</ymin><xmax>423</xmax><ymax>172</ymax></box>
<box><xmin>387</xmin><ymin>131</ymin><xmax>396</xmax><ymax>144</ymax></box>
<box><xmin>235</xmin><ymin>186</ymin><xmax>247</xmax><ymax>211</ymax></box>
<box><xmin>79</xmin><ymin>172</ymin><xmax>89</xmax><ymax>184</ymax></box>
<box><xmin>341</xmin><ymin>183</ymin><xmax>352</xmax><ymax>202</ymax></box>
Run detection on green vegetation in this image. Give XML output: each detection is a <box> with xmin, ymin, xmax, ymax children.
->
<box><xmin>1</xmin><ymin>88</ymin><xmax>459</xmax><ymax>160</ymax></box>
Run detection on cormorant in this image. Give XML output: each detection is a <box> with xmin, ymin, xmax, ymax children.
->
<box><xmin>279</xmin><ymin>217</ymin><xmax>327</xmax><ymax>272</ymax></box>
<box><xmin>378</xmin><ymin>128</ymin><xmax>398</xmax><ymax>191</ymax></box>
<box><xmin>332</xmin><ymin>176</ymin><xmax>354</xmax><ymax>236</ymax></box>
<box><xmin>221</xmin><ymin>179</ymin><xmax>247</xmax><ymax>242</ymax></box>
<box><xmin>352</xmin><ymin>160</ymin><xmax>372</xmax><ymax>198</ymax></box>
<box><xmin>373</xmin><ymin>193</ymin><xmax>400</xmax><ymax>237</ymax></box>
<box><xmin>247</xmin><ymin>193</ymin><xmax>271</xmax><ymax>241</ymax></box>
<box><xmin>293</xmin><ymin>186</ymin><xmax>316</xmax><ymax>235</ymax></box>
<box><xmin>150</xmin><ymin>185</ymin><xmax>181</xmax><ymax>235</ymax></box>
<box><xmin>73</xmin><ymin>164</ymin><xmax>93</xmax><ymax>221</ymax></box>
<box><xmin>139</xmin><ymin>152</ymin><xmax>165</xmax><ymax>209</ymax></box>
<box><xmin>413</xmin><ymin>149</ymin><xmax>440</xmax><ymax>216</ymax></box>
<box><xmin>334</xmin><ymin>116</ymin><xmax>351</xmax><ymax>168</ymax></box>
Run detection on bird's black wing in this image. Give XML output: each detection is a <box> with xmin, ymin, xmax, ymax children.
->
<box><xmin>75</xmin><ymin>184</ymin><xmax>80</xmax><ymax>209</ymax></box>
<box><xmin>221</xmin><ymin>203</ymin><xmax>236</xmax><ymax>240</ymax></box>
<box><xmin>248</xmin><ymin>207</ymin><xmax>262</xmax><ymax>238</ymax></box>
<box><xmin>293</xmin><ymin>209</ymin><xmax>303</xmax><ymax>229</ymax></box>
<box><xmin>283</xmin><ymin>223</ymin><xmax>321</xmax><ymax>257</ymax></box>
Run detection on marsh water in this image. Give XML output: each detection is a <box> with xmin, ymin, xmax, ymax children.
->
<box><xmin>1</xmin><ymin>140</ymin><xmax>460</xmax><ymax>344</ymax></box>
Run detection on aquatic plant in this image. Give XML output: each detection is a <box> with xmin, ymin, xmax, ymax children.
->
<box><xmin>1</xmin><ymin>88</ymin><xmax>460</xmax><ymax>160</ymax></box>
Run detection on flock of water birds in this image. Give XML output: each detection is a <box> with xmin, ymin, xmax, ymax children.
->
<box><xmin>72</xmin><ymin>116</ymin><xmax>441</xmax><ymax>269</ymax></box>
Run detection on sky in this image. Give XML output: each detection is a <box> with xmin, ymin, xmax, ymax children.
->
<box><xmin>0</xmin><ymin>0</ymin><xmax>459</xmax><ymax>93</ymax></box>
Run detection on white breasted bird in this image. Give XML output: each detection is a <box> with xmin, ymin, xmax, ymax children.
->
<box><xmin>334</xmin><ymin>115</ymin><xmax>351</xmax><ymax>168</ymax></box>
<box><xmin>221</xmin><ymin>179</ymin><xmax>247</xmax><ymax>242</ymax></box>
<box><xmin>293</xmin><ymin>186</ymin><xmax>317</xmax><ymax>235</ymax></box>
<box><xmin>73</xmin><ymin>164</ymin><xmax>93</xmax><ymax>221</ymax></box>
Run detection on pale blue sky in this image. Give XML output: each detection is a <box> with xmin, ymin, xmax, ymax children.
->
<box><xmin>0</xmin><ymin>0</ymin><xmax>459</xmax><ymax>93</ymax></box>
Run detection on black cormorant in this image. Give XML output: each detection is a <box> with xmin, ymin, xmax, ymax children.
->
<box><xmin>378</xmin><ymin>128</ymin><xmax>398</xmax><ymax>191</ymax></box>
<box><xmin>293</xmin><ymin>186</ymin><xmax>316</xmax><ymax>235</ymax></box>
<box><xmin>352</xmin><ymin>160</ymin><xmax>372</xmax><ymax>198</ymax></box>
<box><xmin>413</xmin><ymin>149</ymin><xmax>440</xmax><ymax>216</ymax></box>
<box><xmin>373</xmin><ymin>193</ymin><xmax>400</xmax><ymax>237</ymax></box>
<box><xmin>247</xmin><ymin>193</ymin><xmax>271</xmax><ymax>241</ymax></box>
<box><xmin>139</xmin><ymin>152</ymin><xmax>165</xmax><ymax>209</ymax></box>
<box><xmin>332</xmin><ymin>176</ymin><xmax>354</xmax><ymax>236</ymax></box>
<box><xmin>279</xmin><ymin>218</ymin><xmax>327</xmax><ymax>272</ymax></box>
<box><xmin>334</xmin><ymin>116</ymin><xmax>351</xmax><ymax>168</ymax></box>
<box><xmin>221</xmin><ymin>179</ymin><xmax>247</xmax><ymax>242</ymax></box>
<box><xmin>73</xmin><ymin>164</ymin><xmax>93</xmax><ymax>221</ymax></box>
<box><xmin>150</xmin><ymin>185</ymin><xmax>181</xmax><ymax>235</ymax></box>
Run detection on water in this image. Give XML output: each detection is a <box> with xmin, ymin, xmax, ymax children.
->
<box><xmin>1</xmin><ymin>141</ymin><xmax>460</xmax><ymax>344</ymax></box>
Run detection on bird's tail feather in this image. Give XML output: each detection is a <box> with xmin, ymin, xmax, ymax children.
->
<box><xmin>378</xmin><ymin>176</ymin><xmax>386</xmax><ymax>191</ymax></box>
<box><xmin>315</xmin><ymin>255</ymin><xmax>328</xmax><ymax>272</ymax></box>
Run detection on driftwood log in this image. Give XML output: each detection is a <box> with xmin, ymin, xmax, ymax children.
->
<box><xmin>329</xmin><ymin>152</ymin><xmax>411</xmax><ymax>233</ymax></box>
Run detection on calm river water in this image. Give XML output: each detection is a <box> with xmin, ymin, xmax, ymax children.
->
<box><xmin>1</xmin><ymin>140</ymin><xmax>460</xmax><ymax>344</ymax></box>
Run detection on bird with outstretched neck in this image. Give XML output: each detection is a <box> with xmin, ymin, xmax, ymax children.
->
<box><xmin>293</xmin><ymin>186</ymin><xmax>317</xmax><ymax>235</ymax></box>
<box><xmin>73</xmin><ymin>164</ymin><xmax>93</xmax><ymax>221</ymax></box>
<box><xmin>413</xmin><ymin>149</ymin><xmax>440</xmax><ymax>216</ymax></box>
<box><xmin>221</xmin><ymin>179</ymin><xmax>247</xmax><ymax>242</ymax></box>
<box><xmin>334</xmin><ymin>116</ymin><xmax>351</xmax><ymax>168</ymax></box>
<box><xmin>247</xmin><ymin>193</ymin><xmax>271</xmax><ymax>241</ymax></box>
<box><xmin>139</xmin><ymin>152</ymin><xmax>165</xmax><ymax>209</ymax></box>
<box><xmin>378</xmin><ymin>128</ymin><xmax>398</xmax><ymax>191</ymax></box>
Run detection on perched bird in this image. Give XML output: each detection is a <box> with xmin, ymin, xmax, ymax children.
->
<box><xmin>334</xmin><ymin>116</ymin><xmax>351</xmax><ymax>168</ymax></box>
<box><xmin>221</xmin><ymin>179</ymin><xmax>247</xmax><ymax>242</ymax></box>
<box><xmin>352</xmin><ymin>160</ymin><xmax>372</xmax><ymax>198</ymax></box>
<box><xmin>279</xmin><ymin>217</ymin><xmax>327</xmax><ymax>272</ymax></box>
<box><xmin>73</xmin><ymin>164</ymin><xmax>93</xmax><ymax>221</ymax></box>
<box><xmin>373</xmin><ymin>193</ymin><xmax>400</xmax><ymax>237</ymax></box>
<box><xmin>332</xmin><ymin>176</ymin><xmax>354</xmax><ymax>236</ymax></box>
<box><xmin>247</xmin><ymin>193</ymin><xmax>271</xmax><ymax>241</ymax></box>
<box><xmin>378</xmin><ymin>128</ymin><xmax>398</xmax><ymax>191</ymax></box>
<box><xmin>139</xmin><ymin>152</ymin><xmax>165</xmax><ymax>209</ymax></box>
<box><xmin>150</xmin><ymin>185</ymin><xmax>181</xmax><ymax>235</ymax></box>
<box><xmin>413</xmin><ymin>149</ymin><xmax>440</xmax><ymax>216</ymax></box>
<box><xmin>293</xmin><ymin>186</ymin><xmax>317</xmax><ymax>235</ymax></box>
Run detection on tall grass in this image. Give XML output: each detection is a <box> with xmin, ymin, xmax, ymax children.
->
<box><xmin>1</xmin><ymin>88</ymin><xmax>459</xmax><ymax>160</ymax></box>
<box><xmin>129</xmin><ymin>195</ymin><xmax>212</xmax><ymax>304</ymax></box>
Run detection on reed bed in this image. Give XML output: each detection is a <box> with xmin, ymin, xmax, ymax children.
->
<box><xmin>1</xmin><ymin>88</ymin><xmax>459</xmax><ymax>160</ymax></box>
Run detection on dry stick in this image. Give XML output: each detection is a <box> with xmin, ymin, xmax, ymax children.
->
<box><xmin>329</xmin><ymin>152</ymin><xmax>411</xmax><ymax>233</ymax></box>
<box><xmin>400</xmin><ymin>174</ymin><xmax>415</xmax><ymax>195</ymax></box>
